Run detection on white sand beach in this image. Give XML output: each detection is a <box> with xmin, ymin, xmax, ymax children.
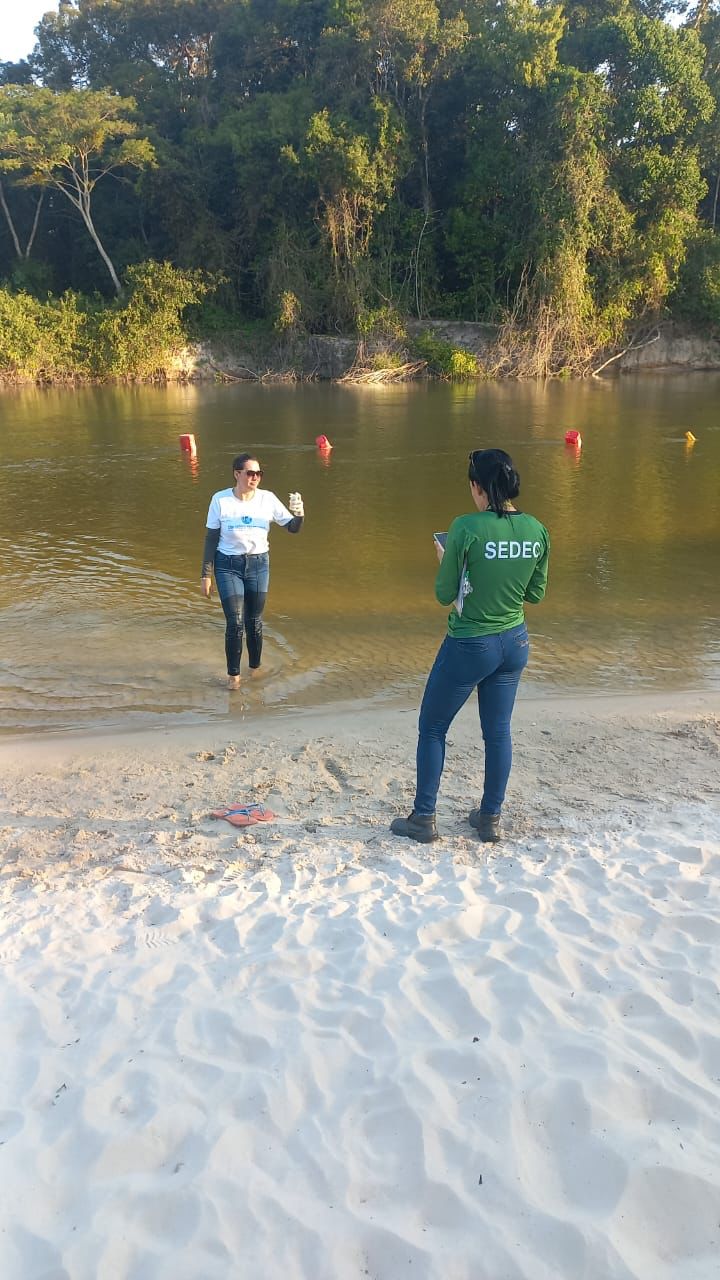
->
<box><xmin>1</xmin><ymin>693</ymin><xmax>719</xmax><ymax>1280</ymax></box>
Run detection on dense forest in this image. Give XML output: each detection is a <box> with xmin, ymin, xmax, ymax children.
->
<box><xmin>2</xmin><ymin>0</ymin><xmax>720</xmax><ymax>377</ymax></box>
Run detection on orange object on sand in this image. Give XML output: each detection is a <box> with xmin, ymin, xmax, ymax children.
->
<box><xmin>211</xmin><ymin>803</ymin><xmax>276</xmax><ymax>827</ymax></box>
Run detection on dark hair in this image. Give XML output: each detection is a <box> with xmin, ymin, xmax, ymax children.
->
<box><xmin>232</xmin><ymin>452</ymin><xmax>260</xmax><ymax>474</ymax></box>
<box><xmin>468</xmin><ymin>448</ymin><xmax>520</xmax><ymax>517</ymax></box>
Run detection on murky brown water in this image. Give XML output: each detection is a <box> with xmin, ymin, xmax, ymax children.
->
<box><xmin>1</xmin><ymin>376</ymin><xmax>718</xmax><ymax>733</ymax></box>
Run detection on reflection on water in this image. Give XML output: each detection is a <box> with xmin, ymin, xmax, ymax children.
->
<box><xmin>1</xmin><ymin>377</ymin><xmax>718</xmax><ymax>733</ymax></box>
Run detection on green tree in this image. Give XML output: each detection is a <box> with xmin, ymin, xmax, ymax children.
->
<box><xmin>359</xmin><ymin>0</ymin><xmax>469</xmax><ymax>314</ymax></box>
<box><xmin>303</xmin><ymin>101</ymin><xmax>403</xmax><ymax>316</ymax></box>
<box><xmin>0</xmin><ymin>85</ymin><xmax>156</xmax><ymax>294</ymax></box>
<box><xmin>0</xmin><ymin>180</ymin><xmax>44</xmax><ymax>262</ymax></box>
<box><xmin>31</xmin><ymin>0</ymin><xmax>231</xmax><ymax>95</ymax></box>
<box><xmin>685</xmin><ymin>1</ymin><xmax>720</xmax><ymax>229</ymax></box>
<box><xmin>442</xmin><ymin>0</ymin><xmax>713</xmax><ymax>370</ymax></box>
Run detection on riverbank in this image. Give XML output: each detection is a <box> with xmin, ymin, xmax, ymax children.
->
<box><xmin>185</xmin><ymin>320</ymin><xmax>720</xmax><ymax>383</ymax></box>
<box><xmin>3</xmin><ymin>319</ymin><xmax>720</xmax><ymax>387</ymax></box>
<box><xmin>1</xmin><ymin>693</ymin><xmax>718</xmax><ymax>1278</ymax></box>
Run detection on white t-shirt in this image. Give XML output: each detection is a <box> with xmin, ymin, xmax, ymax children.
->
<box><xmin>206</xmin><ymin>488</ymin><xmax>294</xmax><ymax>556</ymax></box>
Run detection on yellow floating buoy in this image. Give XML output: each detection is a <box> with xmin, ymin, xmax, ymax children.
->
<box><xmin>685</xmin><ymin>431</ymin><xmax>696</xmax><ymax>445</ymax></box>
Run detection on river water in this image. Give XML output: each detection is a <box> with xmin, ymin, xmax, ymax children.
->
<box><xmin>1</xmin><ymin>376</ymin><xmax>718</xmax><ymax>734</ymax></box>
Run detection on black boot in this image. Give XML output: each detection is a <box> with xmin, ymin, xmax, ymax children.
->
<box><xmin>390</xmin><ymin>811</ymin><xmax>439</xmax><ymax>843</ymax></box>
<box><xmin>468</xmin><ymin>809</ymin><xmax>501</xmax><ymax>842</ymax></box>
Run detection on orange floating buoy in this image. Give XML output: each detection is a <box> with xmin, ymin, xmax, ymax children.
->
<box><xmin>315</xmin><ymin>434</ymin><xmax>333</xmax><ymax>451</ymax></box>
<box><xmin>564</xmin><ymin>430</ymin><xmax>582</xmax><ymax>448</ymax></box>
<box><xmin>179</xmin><ymin>433</ymin><xmax>197</xmax><ymax>456</ymax></box>
<box><xmin>684</xmin><ymin>431</ymin><xmax>696</xmax><ymax>445</ymax></box>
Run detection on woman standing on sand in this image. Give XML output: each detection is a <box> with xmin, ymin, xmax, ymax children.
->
<box><xmin>201</xmin><ymin>453</ymin><xmax>304</xmax><ymax>689</ymax></box>
<box><xmin>391</xmin><ymin>448</ymin><xmax>549</xmax><ymax>844</ymax></box>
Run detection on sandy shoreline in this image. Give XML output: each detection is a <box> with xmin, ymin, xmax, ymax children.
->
<box><xmin>1</xmin><ymin>693</ymin><xmax>719</xmax><ymax>1278</ymax></box>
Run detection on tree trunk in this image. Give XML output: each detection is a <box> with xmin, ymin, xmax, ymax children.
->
<box><xmin>414</xmin><ymin>91</ymin><xmax>431</xmax><ymax>318</ymax></box>
<box><xmin>79</xmin><ymin>194</ymin><xmax>122</xmax><ymax>294</ymax></box>
<box><xmin>418</xmin><ymin>91</ymin><xmax>431</xmax><ymax>220</ymax></box>
<box><xmin>24</xmin><ymin>191</ymin><xmax>44</xmax><ymax>258</ymax></box>
<box><xmin>0</xmin><ymin>180</ymin><xmax>22</xmax><ymax>259</ymax></box>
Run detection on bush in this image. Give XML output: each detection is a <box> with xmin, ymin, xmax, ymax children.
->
<box><xmin>672</xmin><ymin>231</ymin><xmax>720</xmax><ymax>331</ymax></box>
<box><xmin>274</xmin><ymin>289</ymin><xmax>303</xmax><ymax>333</ymax></box>
<box><xmin>93</xmin><ymin>262</ymin><xmax>211</xmax><ymax>377</ymax></box>
<box><xmin>0</xmin><ymin>288</ymin><xmax>87</xmax><ymax>380</ymax></box>
<box><xmin>356</xmin><ymin>304</ymin><xmax>407</xmax><ymax>340</ymax></box>
<box><xmin>0</xmin><ymin>261</ymin><xmax>213</xmax><ymax>381</ymax></box>
<box><xmin>369</xmin><ymin>349</ymin><xmax>404</xmax><ymax>370</ymax></box>
<box><xmin>412</xmin><ymin>330</ymin><xmax>478</xmax><ymax>379</ymax></box>
<box><xmin>7</xmin><ymin>257</ymin><xmax>55</xmax><ymax>297</ymax></box>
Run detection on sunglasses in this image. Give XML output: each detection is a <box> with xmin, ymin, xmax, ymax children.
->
<box><xmin>242</xmin><ymin>469</ymin><xmax>263</xmax><ymax>478</ymax></box>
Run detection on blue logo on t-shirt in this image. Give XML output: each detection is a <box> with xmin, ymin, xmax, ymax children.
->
<box><xmin>241</xmin><ymin>516</ymin><xmax>253</xmax><ymax>524</ymax></box>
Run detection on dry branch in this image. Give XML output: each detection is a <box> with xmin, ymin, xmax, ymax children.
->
<box><xmin>335</xmin><ymin>360</ymin><xmax>427</xmax><ymax>384</ymax></box>
<box><xmin>590</xmin><ymin>329</ymin><xmax>661</xmax><ymax>378</ymax></box>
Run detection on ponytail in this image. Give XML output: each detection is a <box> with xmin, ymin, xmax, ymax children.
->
<box><xmin>468</xmin><ymin>448</ymin><xmax>519</xmax><ymax>517</ymax></box>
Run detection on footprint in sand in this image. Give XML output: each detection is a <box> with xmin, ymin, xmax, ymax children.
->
<box><xmin>321</xmin><ymin>756</ymin><xmax>350</xmax><ymax>792</ymax></box>
<box><xmin>140</xmin><ymin>898</ymin><xmax>180</xmax><ymax>946</ymax></box>
<box><xmin>142</xmin><ymin>899</ymin><xmax>179</xmax><ymax>925</ymax></box>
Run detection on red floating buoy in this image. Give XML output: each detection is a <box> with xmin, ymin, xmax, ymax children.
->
<box><xmin>315</xmin><ymin>434</ymin><xmax>333</xmax><ymax>451</ymax></box>
<box><xmin>180</xmin><ymin>433</ymin><xmax>197</xmax><ymax>456</ymax></box>
<box><xmin>564</xmin><ymin>430</ymin><xmax>582</xmax><ymax>448</ymax></box>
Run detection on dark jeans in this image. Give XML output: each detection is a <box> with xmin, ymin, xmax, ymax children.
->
<box><xmin>214</xmin><ymin>551</ymin><xmax>269</xmax><ymax>674</ymax></box>
<box><xmin>414</xmin><ymin>623</ymin><xmax>529</xmax><ymax>816</ymax></box>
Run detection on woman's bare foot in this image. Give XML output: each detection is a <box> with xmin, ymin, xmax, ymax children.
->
<box><xmin>227</xmin><ymin>674</ymin><xmax>241</xmax><ymax>691</ymax></box>
<box><xmin>249</xmin><ymin>667</ymin><xmax>262</xmax><ymax>680</ymax></box>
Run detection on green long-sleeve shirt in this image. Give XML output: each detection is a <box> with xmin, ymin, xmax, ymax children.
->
<box><xmin>435</xmin><ymin>510</ymin><xmax>549</xmax><ymax>637</ymax></box>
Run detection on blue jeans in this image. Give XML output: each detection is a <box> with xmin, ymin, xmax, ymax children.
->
<box><xmin>414</xmin><ymin>623</ymin><xmax>529</xmax><ymax>816</ymax></box>
<box><xmin>214</xmin><ymin>551</ymin><xmax>269</xmax><ymax>674</ymax></box>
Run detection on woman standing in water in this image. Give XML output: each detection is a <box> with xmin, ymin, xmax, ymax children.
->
<box><xmin>391</xmin><ymin>448</ymin><xmax>549</xmax><ymax>843</ymax></box>
<box><xmin>201</xmin><ymin>453</ymin><xmax>304</xmax><ymax>689</ymax></box>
